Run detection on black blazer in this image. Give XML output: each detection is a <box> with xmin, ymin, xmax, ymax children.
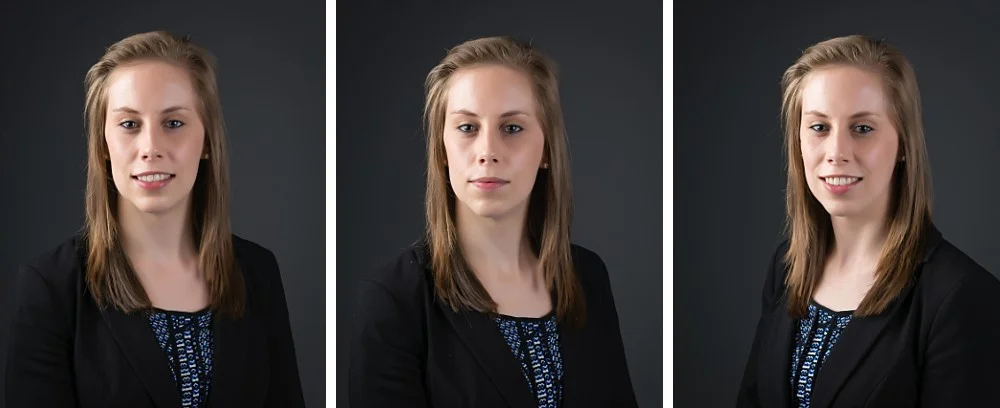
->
<box><xmin>349</xmin><ymin>242</ymin><xmax>638</xmax><ymax>407</ymax></box>
<box><xmin>5</xmin><ymin>233</ymin><xmax>305</xmax><ymax>408</ymax></box>
<box><xmin>737</xmin><ymin>226</ymin><xmax>1000</xmax><ymax>407</ymax></box>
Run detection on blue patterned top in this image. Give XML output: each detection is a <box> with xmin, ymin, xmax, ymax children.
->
<box><xmin>493</xmin><ymin>312</ymin><xmax>564</xmax><ymax>408</ymax></box>
<box><xmin>147</xmin><ymin>308</ymin><xmax>214</xmax><ymax>408</ymax></box>
<box><xmin>790</xmin><ymin>302</ymin><xmax>853</xmax><ymax>408</ymax></box>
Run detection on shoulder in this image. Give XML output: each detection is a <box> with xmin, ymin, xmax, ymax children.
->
<box><xmin>230</xmin><ymin>234</ymin><xmax>289</xmax><ymax>305</ymax></box>
<box><xmin>569</xmin><ymin>243</ymin><xmax>611</xmax><ymax>288</ymax></box>
<box><xmin>232</xmin><ymin>233</ymin><xmax>279</xmax><ymax>266</ymax></box>
<box><xmin>917</xmin><ymin>237</ymin><xmax>1000</xmax><ymax>307</ymax></box>
<box><xmin>351</xmin><ymin>242</ymin><xmax>431</xmax><ymax>341</ymax></box>
<box><xmin>568</xmin><ymin>243</ymin><xmax>622</xmax><ymax>310</ymax></box>
<box><xmin>11</xmin><ymin>233</ymin><xmax>88</xmax><ymax>320</ymax></box>
<box><xmin>19</xmin><ymin>233</ymin><xmax>87</xmax><ymax>294</ymax></box>
<box><xmin>761</xmin><ymin>238</ymin><xmax>791</xmax><ymax>301</ymax></box>
<box><xmin>358</xmin><ymin>242</ymin><xmax>433</xmax><ymax>310</ymax></box>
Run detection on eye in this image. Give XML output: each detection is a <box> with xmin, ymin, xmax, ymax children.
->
<box><xmin>808</xmin><ymin>124</ymin><xmax>828</xmax><ymax>132</ymax></box>
<box><xmin>165</xmin><ymin>120</ymin><xmax>185</xmax><ymax>129</ymax></box>
<box><xmin>119</xmin><ymin>120</ymin><xmax>138</xmax><ymax>130</ymax></box>
<box><xmin>457</xmin><ymin>124</ymin><xmax>476</xmax><ymax>133</ymax></box>
<box><xmin>503</xmin><ymin>124</ymin><xmax>523</xmax><ymax>134</ymax></box>
<box><xmin>854</xmin><ymin>125</ymin><xmax>874</xmax><ymax>134</ymax></box>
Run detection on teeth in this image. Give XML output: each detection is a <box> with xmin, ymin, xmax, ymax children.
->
<box><xmin>825</xmin><ymin>177</ymin><xmax>859</xmax><ymax>186</ymax></box>
<box><xmin>137</xmin><ymin>174</ymin><xmax>170</xmax><ymax>182</ymax></box>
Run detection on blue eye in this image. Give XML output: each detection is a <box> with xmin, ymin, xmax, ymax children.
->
<box><xmin>504</xmin><ymin>124</ymin><xmax>523</xmax><ymax>134</ymax></box>
<box><xmin>457</xmin><ymin>124</ymin><xmax>476</xmax><ymax>133</ymax></box>
<box><xmin>166</xmin><ymin>120</ymin><xmax>185</xmax><ymax>129</ymax></box>
<box><xmin>854</xmin><ymin>125</ymin><xmax>874</xmax><ymax>133</ymax></box>
<box><xmin>120</xmin><ymin>120</ymin><xmax>138</xmax><ymax>129</ymax></box>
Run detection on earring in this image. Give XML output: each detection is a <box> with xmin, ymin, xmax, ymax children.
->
<box><xmin>202</xmin><ymin>153</ymin><xmax>210</xmax><ymax>160</ymax></box>
<box><xmin>541</xmin><ymin>163</ymin><xmax>549</xmax><ymax>169</ymax></box>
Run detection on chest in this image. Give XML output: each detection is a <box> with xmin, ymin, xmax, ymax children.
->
<box><xmin>812</xmin><ymin>269</ymin><xmax>874</xmax><ymax>312</ymax></box>
<box><xmin>134</xmin><ymin>265</ymin><xmax>210</xmax><ymax>312</ymax></box>
<box><xmin>481</xmin><ymin>279</ymin><xmax>552</xmax><ymax>318</ymax></box>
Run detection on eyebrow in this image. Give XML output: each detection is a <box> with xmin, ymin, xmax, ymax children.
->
<box><xmin>449</xmin><ymin>109</ymin><xmax>530</xmax><ymax>118</ymax></box>
<box><xmin>803</xmin><ymin>110</ymin><xmax>881</xmax><ymax>119</ymax></box>
<box><xmin>111</xmin><ymin>106</ymin><xmax>191</xmax><ymax>114</ymax></box>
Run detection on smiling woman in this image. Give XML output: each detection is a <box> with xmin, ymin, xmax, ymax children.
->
<box><xmin>5</xmin><ymin>31</ymin><xmax>305</xmax><ymax>408</ymax></box>
<box><xmin>736</xmin><ymin>35</ymin><xmax>1000</xmax><ymax>407</ymax></box>
<box><xmin>349</xmin><ymin>37</ymin><xmax>638</xmax><ymax>408</ymax></box>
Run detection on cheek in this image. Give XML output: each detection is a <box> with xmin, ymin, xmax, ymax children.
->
<box><xmin>863</xmin><ymin>136</ymin><xmax>899</xmax><ymax>174</ymax></box>
<box><xmin>799</xmin><ymin>139</ymin><xmax>820</xmax><ymax>172</ymax></box>
<box><xmin>178</xmin><ymin>128</ymin><xmax>206</xmax><ymax>161</ymax></box>
<box><xmin>520</xmin><ymin>132</ymin><xmax>545</xmax><ymax>164</ymax></box>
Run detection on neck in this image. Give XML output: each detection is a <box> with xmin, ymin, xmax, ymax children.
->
<box><xmin>455</xmin><ymin>203</ymin><xmax>536</xmax><ymax>282</ymax></box>
<box><xmin>117</xmin><ymin>197</ymin><xmax>198</xmax><ymax>263</ymax></box>
<box><xmin>828</xmin><ymin>202</ymin><xmax>891</xmax><ymax>274</ymax></box>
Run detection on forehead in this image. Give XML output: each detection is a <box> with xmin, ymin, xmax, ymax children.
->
<box><xmin>105</xmin><ymin>60</ymin><xmax>198</xmax><ymax>111</ymax></box>
<box><xmin>800</xmin><ymin>65</ymin><xmax>888</xmax><ymax>115</ymax></box>
<box><xmin>445</xmin><ymin>64</ymin><xmax>536</xmax><ymax>114</ymax></box>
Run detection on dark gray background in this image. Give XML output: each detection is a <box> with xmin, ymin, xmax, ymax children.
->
<box><xmin>336</xmin><ymin>0</ymin><xmax>662</xmax><ymax>407</ymax></box>
<box><xmin>676</xmin><ymin>1</ymin><xmax>1000</xmax><ymax>407</ymax></box>
<box><xmin>0</xmin><ymin>1</ymin><xmax>325</xmax><ymax>407</ymax></box>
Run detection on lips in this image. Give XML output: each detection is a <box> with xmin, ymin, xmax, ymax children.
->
<box><xmin>470</xmin><ymin>177</ymin><xmax>508</xmax><ymax>191</ymax></box>
<box><xmin>821</xmin><ymin>176</ymin><xmax>862</xmax><ymax>186</ymax></box>
<box><xmin>131</xmin><ymin>172</ymin><xmax>175</xmax><ymax>182</ymax></box>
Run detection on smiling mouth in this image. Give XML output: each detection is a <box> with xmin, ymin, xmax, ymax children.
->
<box><xmin>822</xmin><ymin>176</ymin><xmax>862</xmax><ymax>186</ymax></box>
<box><xmin>131</xmin><ymin>173</ymin><xmax>176</xmax><ymax>182</ymax></box>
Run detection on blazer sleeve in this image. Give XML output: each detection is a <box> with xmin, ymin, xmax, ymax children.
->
<box><xmin>919</xmin><ymin>271</ymin><xmax>1000</xmax><ymax>406</ymax></box>
<box><xmin>261</xmin><ymin>250</ymin><xmax>307</xmax><ymax>407</ymax></box>
<box><xmin>5</xmin><ymin>264</ymin><xmax>79</xmax><ymax>407</ymax></box>
<box><xmin>593</xmin><ymin>254</ymin><xmax>640</xmax><ymax>407</ymax></box>
<box><xmin>349</xmin><ymin>278</ymin><xmax>428</xmax><ymax>408</ymax></box>
<box><xmin>735</xmin><ymin>242</ymin><xmax>786</xmax><ymax>408</ymax></box>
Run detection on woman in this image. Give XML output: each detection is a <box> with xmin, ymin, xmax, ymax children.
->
<box><xmin>348</xmin><ymin>37</ymin><xmax>638</xmax><ymax>407</ymax></box>
<box><xmin>5</xmin><ymin>31</ymin><xmax>304</xmax><ymax>407</ymax></box>
<box><xmin>736</xmin><ymin>35</ymin><xmax>1000</xmax><ymax>407</ymax></box>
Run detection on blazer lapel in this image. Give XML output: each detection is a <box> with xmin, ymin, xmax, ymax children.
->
<box><xmin>557</xmin><ymin>321</ymin><xmax>595</xmax><ymax>408</ymax></box>
<box><xmin>439</xmin><ymin>305</ymin><xmax>537</xmax><ymax>408</ymax></box>
<box><xmin>808</xmin><ymin>226</ymin><xmax>944</xmax><ymax>408</ymax></box>
<box><xmin>102</xmin><ymin>308</ymin><xmax>181</xmax><ymax>407</ymax></box>
<box><xmin>806</xmin><ymin>298</ymin><xmax>902</xmax><ymax>408</ymax></box>
<box><xmin>412</xmin><ymin>243</ymin><xmax>534</xmax><ymax>407</ymax></box>
<box><xmin>760</xmin><ymin>294</ymin><xmax>794</xmax><ymax>408</ymax></box>
<box><xmin>207</xmin><ymin>312</ymin><xmax>254</xmax><ymax>407</ymax></box>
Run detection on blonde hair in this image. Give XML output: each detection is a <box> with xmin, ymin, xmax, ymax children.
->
<box><xmin>780</xmin><ymin>35</ymin><xmax>933</xmax><ymax>317</ymax></box>
<box><xmin>422</xmin><ymin>36</ymin><xmax>585</xmax><ymax>326</ymax></box>
<box><xmin>82</xmin><ymin>31</ymin><xmax>244</xmax><ymax>317</ymax></box>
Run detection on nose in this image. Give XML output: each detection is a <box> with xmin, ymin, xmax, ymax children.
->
<box><xmin>138</xmin><ymin>124</ymin><xmax>164</xmax><ymax>161</ymax></box>
<box><xmin>825</xmin><ymin>125</ymin><xmax>852</xmax><ymax>164</ymax></box>
<box><xmin>476</xmin><ymin>126</ymin><xmax>501</xmax><ymax>165</ymax></box>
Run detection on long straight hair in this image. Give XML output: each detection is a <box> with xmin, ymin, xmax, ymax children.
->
<box><xmin>82</xmin><ymin>31</ymin><xmax>244</xmax><ymax>318</ymax></box>
<box><xmin>422</xmin><ymin>37</ymin><xmax>585</xmax><ymax>327</ymax></box>
<box><xmin>780</xmin><ymin>35</ymin><xmax>933</xmax><ymax>318</ymax></box>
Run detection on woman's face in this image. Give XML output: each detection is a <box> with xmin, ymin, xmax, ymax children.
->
<box><xmin>443</xmin><ymin>64</ymin><xmax>546</xmax><ymax>221</ymax></box>
<box><xmin>799</xmin><ymin>65</ymin><xmax>900</xmax><ymax>221</ymax></box>
<box><xmin>104</xmin><ymin>60</ymin><xmax>206</xmax><ymax>216</ymax></box>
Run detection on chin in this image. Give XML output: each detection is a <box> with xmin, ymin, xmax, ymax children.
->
<box><xmin>819</xmin><ymin>201</ymin><xmax>863</xmax><ymax>219</ymax></box>
<box><xmin>126</xmin><ymin>197</ymin><xmax>183</xmax><ymax>215</ymax></box>
<box><xmin>461</xmin><ymin>199</ymin><xmax>517</xmax><ymax>220</ymax></box>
